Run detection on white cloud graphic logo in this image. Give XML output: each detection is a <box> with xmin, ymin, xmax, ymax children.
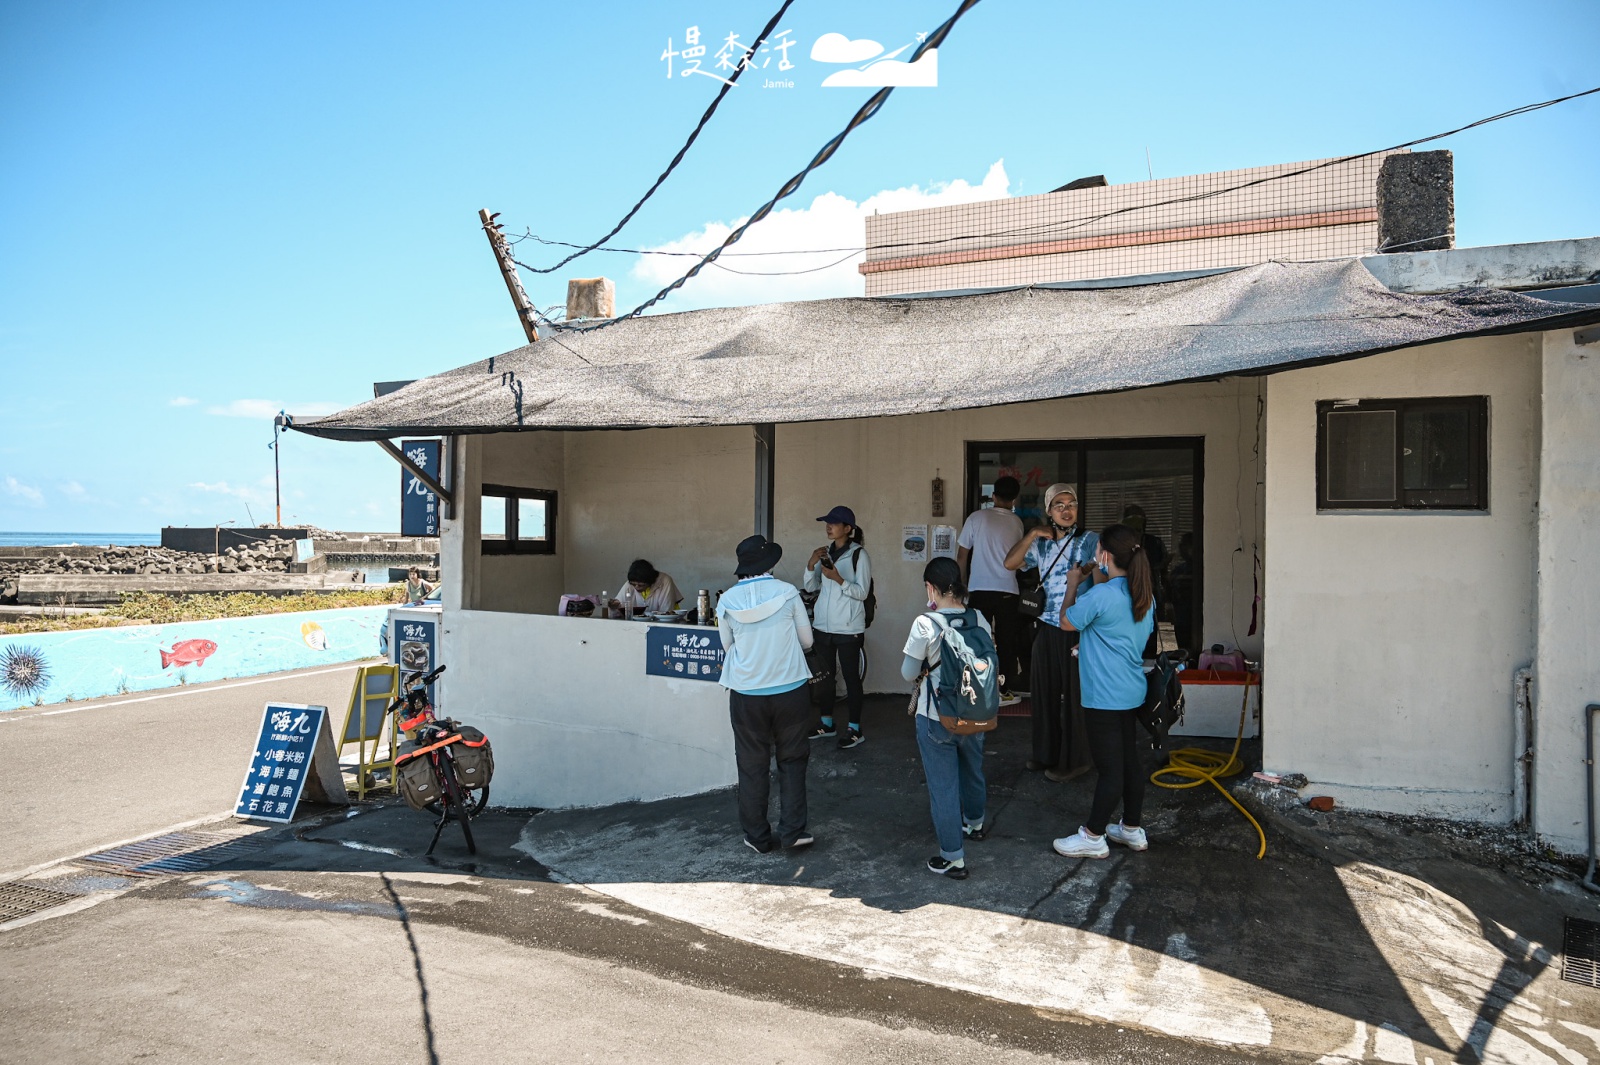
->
<box><xmin>821</xmin><ymin>49</ymin><xmax>937</xmax><ymax>88</ymax></box>
<box><xmin>809</xmin><ymin>32</ymin><xmax>885</xmax><ymax>64</ymax></box>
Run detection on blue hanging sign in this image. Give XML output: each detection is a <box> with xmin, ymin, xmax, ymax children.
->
<box><xmin>645</xmin><ymin>625</ymin><xmax>725</xmax><ymax>682</ymax></box>
<box><xmin>236</xmin><ymin>702</ymin><xmax>328</xmax><ymax>822</ymax></box>
<box><xmin>400</xmin><ymin>439</ymin><xmax>442</xmax><ymax>537</ymax></box>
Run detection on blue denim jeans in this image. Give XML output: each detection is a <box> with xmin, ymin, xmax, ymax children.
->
<box><xmin>915</xmin><ymin>714</ymin><xmax>988</xmax><ymax>862</ymax></box>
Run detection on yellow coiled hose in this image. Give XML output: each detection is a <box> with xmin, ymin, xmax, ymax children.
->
<box><xmin>1151</xmin><ymin>677</ymin><xmax>1266</xmax><ymax>859</ymax></box>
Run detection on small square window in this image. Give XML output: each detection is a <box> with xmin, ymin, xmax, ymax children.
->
<box><xmin>481</xmin><ymin>484</ymin><xmax>557</xmax><ymax>554</ymax></box>
<box><xmin>1316</xmin><ymin>397</ymin><xmax>1487</xmax><ymax>511</ymax></box>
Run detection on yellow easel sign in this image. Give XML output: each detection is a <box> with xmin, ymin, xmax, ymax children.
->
<box><xmin>338</xmin><ymin>663</ymin><xmax>400</xmax><ymax>799</ymax></box>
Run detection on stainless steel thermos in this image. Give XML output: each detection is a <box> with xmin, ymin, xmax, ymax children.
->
<box><xmin>697</xmin><ymin>589</ymin><xmax>712</xmax><ymax>625</ymax></box>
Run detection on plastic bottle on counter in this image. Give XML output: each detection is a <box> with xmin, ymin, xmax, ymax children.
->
<box><xmin>697</xmin><ymin>589</ymin><xmax>712</xmax><ymax>626</ymax></box>
<box><xmin>598</xmin><ymin>591</ymin><xmax>609</xmax><ymax>620</ymax></box>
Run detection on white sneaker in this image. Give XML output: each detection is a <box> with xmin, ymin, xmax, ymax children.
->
<box><xmin>1052</xmin><ymin>827</ymin><xmax>1110</xmax><ymax>859</ymax></box>
<box><xmin>1105</xmin><ymin>821</ymin><xmax>1148</xmax><ymax>851</ymax></box>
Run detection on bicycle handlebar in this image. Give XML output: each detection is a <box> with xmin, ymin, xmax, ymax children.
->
<box><xmin>404</xmin><ymin>664</ymin><xmax>446</xmax><ymax>686</ymax></box>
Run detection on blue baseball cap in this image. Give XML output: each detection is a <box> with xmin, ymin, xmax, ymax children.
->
<box><xmin>817</xmin><ymin>505</ymin><xmax>856</xmax><ymax>526</ymax></box>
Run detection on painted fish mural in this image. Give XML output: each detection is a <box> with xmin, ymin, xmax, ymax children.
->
<box><xmin>0</xmin><ymin>605</ymin><xmax>387</xmax><ymax>713</ymax></box>
<box><xmin>300</xmin><ymin>621</ymin><xmax>328</xmax><ymax>651</ymax></box>
<box><xmin>160</xmin><ymin>638</ymin><xmax>218</xmax><ymax>669</ymax></box>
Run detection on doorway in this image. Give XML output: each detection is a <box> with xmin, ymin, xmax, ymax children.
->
<box><xmin>965</xmin><ymin>438</ymin><xmax>1204</xmax><ymax>655</ymax></box>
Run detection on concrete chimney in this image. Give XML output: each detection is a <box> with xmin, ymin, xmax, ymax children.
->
<box><xmin>1377</xmin><ymin>151</ymin><xmax>1454</xmax><ymax>253</ymax></box>
<box><xmin>566</xmin><ymin>277</ymin><xmax>616</xmax><ymax>321</ymax></box>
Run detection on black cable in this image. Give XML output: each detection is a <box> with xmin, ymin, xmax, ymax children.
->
<box><xmin>522</xmin><ymin>0</ymin><xmax>798</xmax><ymax>276</ymax></box>
<box><xmin>551</xmin><ymin>0</ymin><xmax>984</xmax><ymax>332</ymax></box>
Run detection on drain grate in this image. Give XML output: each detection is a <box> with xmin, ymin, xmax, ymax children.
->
<box><xmin>77</xmin><ymin>831</ymin><xmax>270</xmax><ymax>877</ymax></box>
<box><xmin>1562</xmin><ymin>917</ymin><xmax>1600</xmax><ymax>987</ymax></box>
<box><xmin>0</xmin><ymin>881</ymin><xmax>82</xmax><ymax>923</ymax></box>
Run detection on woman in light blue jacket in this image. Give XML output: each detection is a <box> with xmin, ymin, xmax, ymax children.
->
<box><xmin>718</xmin><ymin>534</ymin><xmax>816</xmax><ymax>854</ymax></box>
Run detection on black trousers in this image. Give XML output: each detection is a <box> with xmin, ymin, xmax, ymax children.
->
<box><xmin>968</xmin><ymin>591</ymin><xmax>1022</xmax><ymax>693</ymax></box>
<box><xmin>729</xmin><ymin>685</ymin><xmax>812</xmax><ymax>848</ymax></box>
<box><xmin>812</xmin><ymin>630</ymin><xmax>865</xmax><ymax>728</ymax></box>
<box><xmin>1084</xmin><ymin>708</ymin><xmax>1146</xmax><ymax>834</ymax></box>
<box><xmin>1030</xmin><ymin>624</ymin><xmax>1089</xmax><ymax>773</ymax></box>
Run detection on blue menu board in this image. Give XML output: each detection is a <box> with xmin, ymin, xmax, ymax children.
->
<box><xmin>645</xmin><ymin>626</ymin><xmax>725</xmax><ymax>683</ymax></box>
<box><xmin>236</xmin><ymin>702</ymin><xmax>327</xmax><ymax>822</ymax></box>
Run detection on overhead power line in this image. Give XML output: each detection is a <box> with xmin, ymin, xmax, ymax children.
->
<box><xmin>519</xmin><ymin>83</ymin><xmax>1599</xmax><ymax>283</ymax></box>
<box><xmin>521</xmin><ymin>0</ymin><xmax>798</xmax><ymax>276</ymax></box>
<box><xmin>546</xmin><ymin>0</ymin><xmax>986</xmax><ymax>331</ymax></box>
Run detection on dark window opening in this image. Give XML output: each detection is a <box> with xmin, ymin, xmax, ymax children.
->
<box><xmin>481</xmin><ymin>484</ymin><xmax>557</xmax><ymax>554</ymax></box>
<box><xmin>1316</xmin><ymin>397</ymin><xmax>1487</xmax><ymax>511</ymax></box>
<box><xmin>966</xmin><ymin>438</ymin><xmax>1203</xmax><ymax>657</ymax></box>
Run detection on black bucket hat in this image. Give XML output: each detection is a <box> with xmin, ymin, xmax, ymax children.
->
<box><xmin>735</xmin><ymin>534</ymin><xmax>783</xmax><ymax>577</ymax></box>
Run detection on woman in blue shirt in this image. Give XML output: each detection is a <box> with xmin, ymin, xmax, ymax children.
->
<box><xmin>1051</xmin><ymin>523</ymin><xmax>1156</xmax><ymax>860</ymax></box>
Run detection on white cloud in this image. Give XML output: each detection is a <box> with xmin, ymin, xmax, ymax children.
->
<box><xmin>60</xmin><ymin>481</ymin><xmax>86</xmax><ymax>498</ymax></box>
<box><xmin>188</xmin><ymin>480</ymin><xmax>263</xmax><ymax>501</ymax></box>
<box><xmin>208</xmin><ymin>398</ymin><xmax>343</xmax><ymax>419</ymax></box>
<box><xmin>629</xmin><ymin>160</ymin><xmax>1010</xmax><ymax>310</ymax></box>
<box><xmin>4</xmin><ymin>476</ymin><xmax>44</xmax><ymax>506</ymax></box>
<box><xmin>821</xmin><ymin>50</ymin><xmax>937</xmax><ymax>88</ymax></box>
<box><xmin>810</xmin><ymin>32</ymin><xmax>884</xmax><ymax>63</ymax></box>
<box><xmin>169</xmin><ymin>396</ymin><xmax>198</xmax><ymax>407</ymax></box>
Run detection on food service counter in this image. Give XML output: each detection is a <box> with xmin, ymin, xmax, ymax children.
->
<box><xmin>440</xmin><ymin>610</ymin><xmax>734</xmax><ymax>809</ymax></box>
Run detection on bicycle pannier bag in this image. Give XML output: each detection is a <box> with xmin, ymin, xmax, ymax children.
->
<box><xmin>395</xmin><ymin>741</ymin><xmax>441</xmax><ymax>811</ymax></box>
<box><xmin>450</xmin><ymin>725</ymin><xmax>495</xmax><ymax>790</ymax></box>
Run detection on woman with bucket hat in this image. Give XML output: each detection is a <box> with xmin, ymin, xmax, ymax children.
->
<box><xmin>804</xmin><ymin>505</ymin><xmax>873</xmax><ymax>749</ymax></box>
<box><xmin>1005</xmin><ymin>483</ymin><xmax>1099</xmax><ymax>781</ymax></box>
<box><xmin>717</xmin><ymin>534</ymin><xmax>817</xmax><ymax>854</ymax></box>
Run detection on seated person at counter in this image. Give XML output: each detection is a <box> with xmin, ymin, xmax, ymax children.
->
<box><xmin>612</xmin><ymin>559</ymin><xmax>683</xmax><ymax>616</ymax></box>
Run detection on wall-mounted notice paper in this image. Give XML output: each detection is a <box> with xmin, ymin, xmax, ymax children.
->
<box><xmin>902</xmin><ymin>525</ymin><xmax>928</xmax><ymax>562</ymax></box>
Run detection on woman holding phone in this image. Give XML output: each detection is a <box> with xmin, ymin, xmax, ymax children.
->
<box><xmin>804</xmin><ymin>505</ymin><xmax>871</xmax><ymax>749</ymax></box>
<box><xmin>1004</xmin><ymin>484</ymin><xmax>1097</xmax><ymax>781</ymax></box>
<box><xmin>1051</xmin><ymin>523</ymin><xmax>1157</xmax><ymax>859</ymax></box>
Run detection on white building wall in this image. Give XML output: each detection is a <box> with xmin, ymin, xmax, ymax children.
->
<box><xmin>1534</xmin><ymin>329</ymin><xmax>1600</xmax><ymax>854</ymax></box>
<box><xmin>1262</xmin><ymin>335</ymin><xmax>1541</xmax><ymax>821</ymax></box>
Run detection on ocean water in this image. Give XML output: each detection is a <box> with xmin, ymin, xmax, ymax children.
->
<box><xmin>0</xmin><ymin>531</ymin><xmax>162</xmax><ymax>548</ymax></box>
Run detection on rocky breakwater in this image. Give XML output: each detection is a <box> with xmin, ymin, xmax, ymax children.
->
<box><xmin>0</xmin><ymin>537</ymin><xmax>297</xmax><ymax>581</ymax></box>
<box><xmin>0</xmin><ymin>538</ymin><xmax>325</xmax><ymax>605</ymax></box>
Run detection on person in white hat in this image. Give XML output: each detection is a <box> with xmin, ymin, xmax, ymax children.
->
<box><xmin>1004</xmin><ymin>483</ymin><xmax>1099</xmax><ymax>781</ymax></box>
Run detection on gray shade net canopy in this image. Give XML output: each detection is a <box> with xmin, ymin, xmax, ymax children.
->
<box><xmin>294</xmin><ymin>259</ymin><xmax>1600</xmax><ymax>441</ymax></box>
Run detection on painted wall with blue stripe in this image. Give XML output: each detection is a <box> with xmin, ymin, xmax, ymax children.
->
<box><xmin>0</xmin><ymin>606</ymin><xmax>386</xmax><ymax>711</ymax></box>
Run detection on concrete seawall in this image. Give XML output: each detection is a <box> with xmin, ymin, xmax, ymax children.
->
<box><xmin>0</xmin><ymin>604</ymin><xmax>387</xmax><ymax>711</ymax></box>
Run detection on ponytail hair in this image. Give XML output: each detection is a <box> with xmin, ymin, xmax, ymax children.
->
<box><xmin>849</xmin><ymin>525</ymin><xmax>865</xmax><ymax>547</ymax></box>
<box><xmin>1097</xmin><ymin>523</ymin><xmax>1153</xmax><ymax>622</ymax></box>
<box><xmin>922</xmin><ymin>557</ymin><xmax>967</xmax><ymax>601</ymax></box>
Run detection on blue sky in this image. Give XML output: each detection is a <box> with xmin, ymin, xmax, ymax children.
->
<box><xmin>2</xmin><ymin>0</ymin><xmax>1596</xmax><ymax>534</ymax></box>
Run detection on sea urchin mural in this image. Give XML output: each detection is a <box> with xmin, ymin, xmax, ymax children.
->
<box><xmin>1</xmin><ymin>644</ymin><xmax>52</xmax><ymax>699</ymax></box>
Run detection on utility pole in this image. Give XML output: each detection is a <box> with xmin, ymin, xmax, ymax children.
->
<box><xmin>479</xmin><ymin>209</ymin><xmax>540</xmax><ymax>344</ymax></box>
<box><xmin>272</xmin><ymin>413</ymin><xmax>287</xmax><ymax>527</ymax></box>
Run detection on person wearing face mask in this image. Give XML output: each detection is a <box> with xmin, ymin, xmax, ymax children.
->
<box><xmin>901</xmin><ymin>557</ymin><xmax>990</xmax><ymax>879</ymax></box>
<box><xmin>1051</xmin><ymin>523</ymin><xmax>1157</xmax><ymax>859</ymax></box>
<box><xmin>1004</xmin><ymin>484</ymin><xmax>1098</xmax><ymax>781</ymax></box>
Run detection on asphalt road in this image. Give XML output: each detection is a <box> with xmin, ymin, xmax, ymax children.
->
<box><xmin>0</xmin><ymin>661</ymin><xmax>373</xmax><ymax>877</ymax></box>
<box><xmin>0</xmin><ymin>663</ymin><xmax>1280</xmax><ymax>1064</ymax></box>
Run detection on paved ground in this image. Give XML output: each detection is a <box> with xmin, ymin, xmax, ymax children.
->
<box><xmin>5</xmin><ymin>682</ymin><xmax>1600</xmax><ymax>1063</ymax></box>
<box><xmin>0</xmin><ymin>660</ymin><xmax>374</xmax><ymax>877</ymax></box>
